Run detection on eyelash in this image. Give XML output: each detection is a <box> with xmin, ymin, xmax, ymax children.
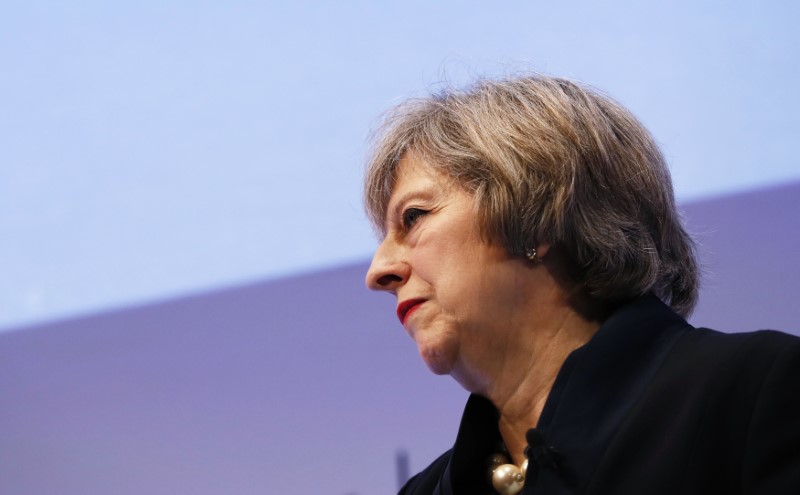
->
<box><xmin>401</xmin><ymin>207</ymin><xmax>427</xmax><ymax>230</ymax></box>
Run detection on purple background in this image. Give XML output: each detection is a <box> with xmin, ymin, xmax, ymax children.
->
<box><xmin>2</xmin><ymin>182</ymin><xmax>798</xmax><ymax>494</ymax></box>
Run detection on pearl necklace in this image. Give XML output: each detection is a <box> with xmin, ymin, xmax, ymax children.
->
<box><xmin>488</xmin><ymin>453</ymin><xmax>528</xmax><ymax>495</ymax></box>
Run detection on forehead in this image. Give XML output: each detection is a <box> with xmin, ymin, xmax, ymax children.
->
<box><xmin>394</xmin><ymin>154</ymin><xmax>437</xmax><ymax>186</ymax></box>
<box><xmin>387</xmin><ymin>155</ymin><xmax>452</xmax><ymax>205</ymax></box>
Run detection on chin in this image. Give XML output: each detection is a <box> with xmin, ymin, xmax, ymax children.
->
<box><xmin>418</xmin><ymin>344</ymin><xmax>457</xmax><ymax>375</ymax></box>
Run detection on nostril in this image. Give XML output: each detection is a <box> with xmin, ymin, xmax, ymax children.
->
<box><xmin>377</xmin><ymin>274</ymin><xmax>403</xmax><ymax>288</ymax></box>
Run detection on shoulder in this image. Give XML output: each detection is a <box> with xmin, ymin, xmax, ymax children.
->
<box><xmin>397</xmin><ymin>449</ymin><xmax>452</xmax><ymax>495</ymax></box>
<box><xmin>666</xmin><ymin>327</ymin><xmax>800</xmax><ymax>377</ymax></box>
<box><xmin>655</xmin><ymin>327</ymin><xmax>800</xmax><ymax>411</ymax></box>
<box><xmin>683</xmin><ymin>326</ymin><xmax>799</xmax><ymax>349</ymax></box>
<box><xmin>724</xmin><ymin>330</ymin><xmax>800</xmax><ymax>492</ymax></box>
<box><xmin>665</xmin><ymin>328</ymin><xmax>800</xmax><ymax>492</ymax></box>
<box><xmin>589</xmin><ymin>326</ymin><xmax>800</xmax><ymax>493</ymax></box>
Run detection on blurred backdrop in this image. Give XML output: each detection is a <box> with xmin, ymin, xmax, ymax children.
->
<box><xmin>1</xmin><ymin>2</ymin><xmax>799</xmax><ymax>494</ymax></box>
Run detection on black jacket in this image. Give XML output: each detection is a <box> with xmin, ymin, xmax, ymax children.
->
<box><xmin>399</xmin><ymin>295</ymin><xmax>800</xmax><ymax>495</ymax></box>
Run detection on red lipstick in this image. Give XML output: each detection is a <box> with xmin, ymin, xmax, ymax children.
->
<box><xmin>397</xmin><ymin>299</ymin><xmax>426</xmax><ymax>325</ymax></box>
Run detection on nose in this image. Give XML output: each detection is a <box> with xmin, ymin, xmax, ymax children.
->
<box><xmin>365</xmin><ymin>238</ymin><xmax>409</xmax><ymax>293</ymax></box>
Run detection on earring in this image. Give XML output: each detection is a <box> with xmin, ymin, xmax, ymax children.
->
<box><xmin>525</xmin><ymin>247</ymin><xmax>541</xmax><ymax>263</ymax></box>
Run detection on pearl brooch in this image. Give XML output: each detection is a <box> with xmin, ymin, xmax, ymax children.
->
<box><xmin>488</xmin><ymin>453</ymin><xmax>528</xmax><ymax>495</ymax></box>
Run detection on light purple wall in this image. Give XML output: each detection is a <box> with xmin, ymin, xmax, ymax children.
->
<box><xmin>1</xmin><ymin>183</ymin><xmax>798</xmax><ymax>494</ymax></box>
<box><xmin>687</xmin><ymin>182</ymin><xmax>800</xmax><ymax>332</ymax></box>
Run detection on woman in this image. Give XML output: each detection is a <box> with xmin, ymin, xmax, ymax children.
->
<box><xmin>363</xmin><ymin>76</ymin><xmax>800</xmax><ymax>494</ymax></box>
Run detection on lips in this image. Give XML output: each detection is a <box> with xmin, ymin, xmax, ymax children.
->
<box><xmin>397</xmin><ymin>298</ymin><xmax>426</xmax><ymax>325</ymax></box>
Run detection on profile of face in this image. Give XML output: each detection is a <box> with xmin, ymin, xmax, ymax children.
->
<box><xmin>365</xmin><ymin>154</ymin><xmax>536</xmax><ymax>385</ymax></box>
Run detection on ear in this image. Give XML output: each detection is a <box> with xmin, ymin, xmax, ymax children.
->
<box><xmin>535</xmin><ymin>244</ymin><xmax>552</xmax><ymax>258</ymax></box>
<box><xmin>524</xmin><ymin>243</ymin><xmax>551</xmax><ymax>264</ymax></box>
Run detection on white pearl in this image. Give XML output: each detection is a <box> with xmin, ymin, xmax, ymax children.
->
<box><xmin>521</xmin><ymin>458</ymin><xmax>528</xmax><ymax>475</ymax></box>
<box><xmin>491</xmin><ymin>463</ymin><xmax>525</xmax><ymax>495</ymax></box>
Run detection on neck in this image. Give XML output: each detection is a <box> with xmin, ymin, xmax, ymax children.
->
<box><xmin>486</xmin><ymin>307</ymin><xmax>600</xmax><ymax>465</ymax></box>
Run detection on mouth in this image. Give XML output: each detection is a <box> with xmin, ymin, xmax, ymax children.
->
<box><xmin>396</xmin><ymin>298</ymin><xmax>426</xmax><ymax>325</ymax></box>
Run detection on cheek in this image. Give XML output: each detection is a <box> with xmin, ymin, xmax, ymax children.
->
<box><xmin>417</xmin><ymin>249</ymin><xmax>469</xmax><ymax>295</ymax></box>
<box><xmin>409</xmin><ymin>234</ymin><xmax>457</xmax><ymax>281</ymax></box>
<box><xmin>411</xmin><ymin>223</ymin><xmax>492</xmax><ymax>306</ymax></box>
<box><xmin>454</xmin><ymin>252</ymin><xmax>524</xmax><ymax>319</ymax></box>
<box><xmin>429</xmin><ymin>259</ymin><xmax>490</xmax><ymax>318</ymax></box>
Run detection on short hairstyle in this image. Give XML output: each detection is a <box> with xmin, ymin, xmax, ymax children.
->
<box><xmin>364</xmin><ymin>75</ymin><xmax>699</xmax><ymax>316</ymax></box>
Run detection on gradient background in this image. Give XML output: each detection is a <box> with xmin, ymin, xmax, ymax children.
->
<box><xmin>1</xmin><ymin>2</ymin><xmax>799</xmax><ymax>494</ymax></box>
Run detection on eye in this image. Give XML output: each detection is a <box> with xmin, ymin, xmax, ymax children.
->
<box><xmin>401</xmin><ymin>207</ymin><xmax>427</xmax><ymax>229</ymax></box>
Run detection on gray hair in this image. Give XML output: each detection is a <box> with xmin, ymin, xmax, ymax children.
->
<box><xmin>364</xmin><ymin>75</ymin><xmax>699</xmax><ymax>316</ymax></box>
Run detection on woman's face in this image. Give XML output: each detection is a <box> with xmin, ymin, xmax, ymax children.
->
<box><xmin>366</xmin><ymin>155</ymin><xmax>533</xmax><ymax>383</ymax></box>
